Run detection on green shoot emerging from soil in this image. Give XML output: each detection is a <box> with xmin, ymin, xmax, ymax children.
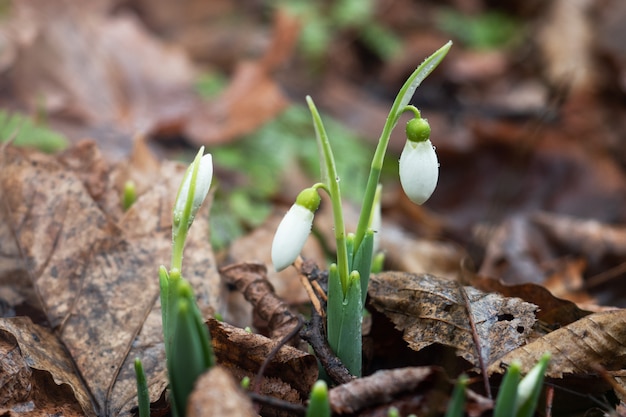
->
<box><xmin>136</xmin><ymin>148</ymin><xmax>215</xmax><ymax>417</ymax></box>
<box><xmin>271</xmin><ymin>41</ymin><xmax>452</xmax><ymax>377</ymax></box>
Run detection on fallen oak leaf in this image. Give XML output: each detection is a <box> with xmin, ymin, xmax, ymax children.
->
<box><xmin>0</xmin><ymin>316</ymin><xmax>93</xmax><ymax>416</ymax></box>
<box><xmin>488</xmin><ymin>309</ymin><xmax>626</xmax><ymax>377</ymax></box>
<box><xmin>0</xmin><ymin>143</ymin><xmax>223</xmax><ymax>416</ymax></box>
<box><xmin>368</xmin><ymin>272</ymin><xmax>538</xmax><ymax>369</ymax></box>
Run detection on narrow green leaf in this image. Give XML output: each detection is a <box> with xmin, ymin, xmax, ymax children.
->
<box><xmin>0</xmin><ymin>111</ymin><xmax>68</xmax><ymax>153</ymax></box>
<box><xmin>392</xmin><ymin>41</ymin><xmax>452</xmax><ymax>126</ymax></box>
<box><xmin>335</xmin><ymin>271</ymin><xmax>363</xmax><ymax>377</ymax></box>
<box><xmin>353</xmin><ymin>229</ymin><xmax>374</xmax><ymax>305</ymax></box>
<box><xmin>168</xmin><ymin>283</ymin><xmax>212</xmax><ymax>417</ymax></box>
<box><xmin>445</xmin><ymin>374</ymin><xmax>469</xmax><ymax>417</ymax></box>
<box><xmin>134</xmin><ymin>358</ymin><xmax>150</xmax><ymax>417</ymax></box>
<box><xmin>306</xmin><ymin>96</ymin><xmax>350</xmax><ymax>288</ymax></box>
<box><xmin>494</xmin><ymin>361</ymin><xmax>521</xmax><ymax>417</ymax></box>
<box><xmin>306</xmin><ymin>380</ymin><xmax>331</xmax><ymax>417</ymax></box>
<box><xmin>326</xmin><ymin>264</ymin><xmax>343</xmax><ymax>353</ymax></box>
<box><xmin>516</xmin><ymin>353</ymin><xmax>550</xmax><ymax>417</ymax></box>
<box><xmin>346</xmin><ymin>233</ymin><xmax>355</xmax><ymax>272</ymax></box>
<box><xmin>307</xmin><ymin>96</ymin><xmax>332</xmax><ymax>188</ymax></box>
<box><xmin>371</xmin><ymin>252</ymin><xmax>385</xmax><ymax>274</ymax></box>
<box><xmin>327</xmin><ymin>266</ymin><xmax>364</xmax><ymax>376</ymax></box>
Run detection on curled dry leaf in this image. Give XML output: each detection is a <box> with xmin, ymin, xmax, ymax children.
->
<box><xmin>220</xmin><ymin>262</ymin><xmax>300</xmax><ymax>344</ymax></box>
<box><xmin>187</xmin><ymin>366</ymin><xmax>256</xmax><ymax>417</ymax></box>
<box><xmin>0</xmin><ymin>144</ymin><xmax>223</xmax><ymax>416</ymax></box>
<box><xmin>7</xmin><ymin>0</ymin><xmax>195</xmax><ymax>138</ymax></box>
<box><xmin>488</xmin><ymin>309</ymin><xmax>626</xmax><ymax>378</ymax></box>
<box><xmin>207</xmin><ymin>318</ymin><xmax>317</xmax><ymax>412</ymax></box>
<box><xmin>368</xmin><ymin>272</ymin><xmax>538</xmax><ymax>368</ymax></box>
<box><xmin>0</xmin><ymin>317</ymin><xmax>92</xmax><ymax>416</ymax></box>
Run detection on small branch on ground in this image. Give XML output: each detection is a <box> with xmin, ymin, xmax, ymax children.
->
<box><xmin>220</xmin><ymin>262</ymin><xmax>300</xmax><ymax>344</ymax></box>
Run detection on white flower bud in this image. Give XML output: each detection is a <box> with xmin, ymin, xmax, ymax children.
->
<box><xmin>399</xmin><ymin>139</ymin><xmax>438</xmax><ymax>205</ymax></box>
<box><xmin>174</xmin><ymin>151</ymin><xmax>213</xmax><ymax>222</ymax></box>
<box><xmin>271</xmin><ymin>204</ymin><xmax>315</xmax><ymax>271</ymax></box>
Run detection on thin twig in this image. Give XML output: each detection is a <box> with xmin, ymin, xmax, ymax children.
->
<box><xmin>459</xmin><ymin>285</ymin><xmax>492</xmax><ymax>398</ymax></box>
<box><xmin>247</xmin><ymin>392</ymin><xmax>306</xmax><ymax>416</ymax></box>
<box><xmin>253</xmin><ymin>315</ymin><xmax>304</xmax><ymax>395</ymax></box>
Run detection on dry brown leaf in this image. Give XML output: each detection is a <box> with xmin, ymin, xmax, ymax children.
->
<box><xmin>471</xmin><ymin>275</ymin><xmax>591</xmax><ymax>327</ymax></box>
<box><xmin>488</xmin><ymin>309</ymin><xmax>626</xmax><ymax>377</ymax></box>
<box><xmin>187</xmin><ymin>366</ymin><xmax>256</xmax><ymax>417</ymax></box>
<box><xmin>184</xmin><ymin>10</ymin><xmax>298</xmax><ymax>146</ymax></box>
<box><xmin>0</xmin><ymin>317</ymin><xmax>92</xmax><ymax>416</ymax></box>
<box><xmin>538</xmin><ymin>0</ymin><xmax>596</xmax><ymax>92</ymax></box>
<box><xmin>7</xmin><ymin>0</ymin><xmax>195</xmax><ymax>132</ymax></box>
<box><xmin>379</xmin><ymin>221</ymin><xmax>465</xmax><ymax>280</ymax></box>
<box><xmin>480</xmin><ymin>212</ymin><xmax>626</xmax><ymax>308</ymax></box>
<box><xmin>0</xmin><ymin>144</ymin><xmax>223</xmax><ymax>416</ymax></box>
<box><xmin>207</xmin><ymin>318</ymin><xmax>317</xmax><ymax>413</ymax></box>
<box><xmin>368</xmin><ymin>272</ymin><xmax>537</xmax><ymax>368</ymax></box>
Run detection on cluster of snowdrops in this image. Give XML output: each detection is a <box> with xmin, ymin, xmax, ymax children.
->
<box><xmin>132</xmin><ymin>41</ymin><xmax>549</xmax><ymax>417</ymax></box>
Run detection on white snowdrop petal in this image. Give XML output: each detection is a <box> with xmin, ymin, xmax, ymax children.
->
<box><xmin>399</xmin><ymin>139</ymin><xmax>438</xmax><ymax>205</ymax></box>
<box><xmin>271</xmin><ymin>204</ymin><xmax>315</xmax><ymax>271</ymax></box>
<box><xmin>174</xmin><ymin>153</ymin><xmax>213</xmax><ymax>216</ymax></box>
<box><xmin>193</xmin><ymin>154</ymin><xmax>213</xmax><ymax>210</ymax></box>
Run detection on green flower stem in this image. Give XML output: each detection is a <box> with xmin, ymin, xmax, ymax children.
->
<box><xmin>306</xmin><ymin>96</ymin><xmax>350</xmax><ymax>292</ymax></box>
<box><xmin>164</xmin><ymin>268</ymin><xmax>182</xmax><ymax>361</ymax></box>
<box><xmin>171</xmin><ymin>148</ymin><xmax>204</xmax><ymax>271</ymax></box>
<box><xmin>353</xmin><ymin>41</ymin><xmax>451</xmax><ymax>252</ymax></box>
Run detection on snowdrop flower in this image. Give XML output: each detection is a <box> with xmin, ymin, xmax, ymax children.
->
<box><xmin>173</xmin><ymin>147</ymin><xmax>213</xmax><ymax>225</ymax></box>
<box><xmin>399</xmin><ymin>117</ymin><xmax>438</xmax><ymax>205</ymax></box>
<box><xmin>272</xmin><ymin>187</ymin><xmax>321</xmax><ymax>271</ymax></box>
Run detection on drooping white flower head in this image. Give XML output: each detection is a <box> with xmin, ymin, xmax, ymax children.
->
<box><xmin>271</xmin><ymin>187</ymin><xmax>321</xmax><ymax>271</ymax></box>
<box><xmin>399</xmin><ymin>118</ymin><xmax>438</xmax><ymax>205</ymax></box>
<box><xmin>174</xmin><ymin>148</ymin><xmax>213</xmax><ymax>224</ymax></box>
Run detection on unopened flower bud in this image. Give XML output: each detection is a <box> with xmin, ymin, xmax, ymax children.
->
<box><xmin>271</xmin><ymin>187</ymin><xmax>321</xmax><ymax>271</ymax></box>
<box><xmin>399</xmin><ymin>118</ymin><xmax>438</xmax><ymax>205</ymax></box>
<box><xmin>173</xmin><ymin>149</ymin><xmax>213</xmax><ymax>225</ymax></box>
